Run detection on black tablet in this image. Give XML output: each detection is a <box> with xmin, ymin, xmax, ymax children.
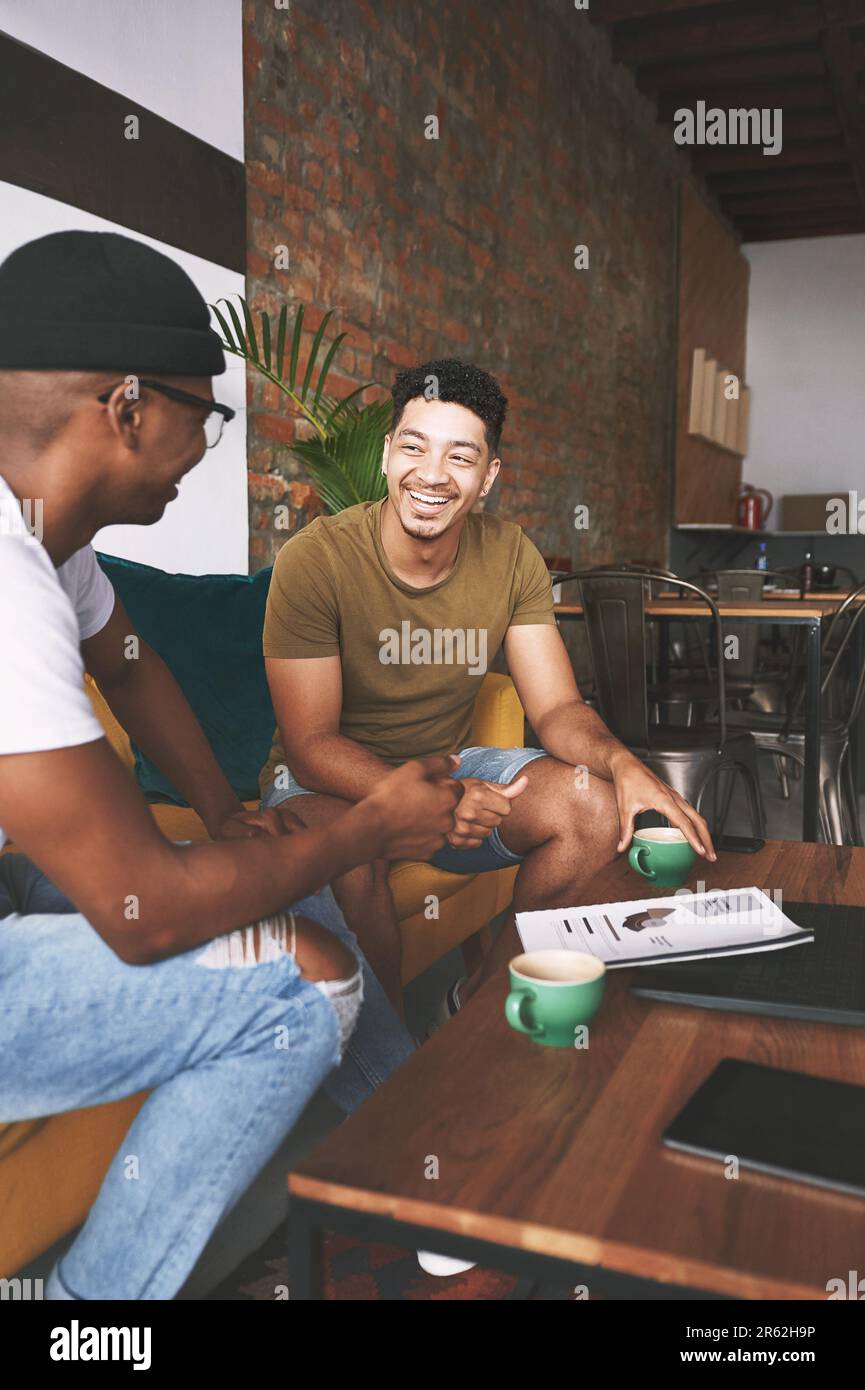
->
<box><xmin>632</xmin><ymin>901</ymin><xmax>865</xmax><ymax>1026</ymax></box>
<box><xmin>663</xmin><ymin>1058</ymin><xmax>865</xmax><ymax>1199</ymax></box>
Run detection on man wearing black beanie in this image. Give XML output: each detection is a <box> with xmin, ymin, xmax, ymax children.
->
<box><xmin>0</xmin><ymin>231</ymin><xmax>459</xmax><ymax>1299</ymax></box>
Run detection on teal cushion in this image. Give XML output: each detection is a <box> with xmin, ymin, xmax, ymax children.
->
<box><xmin>96</xmin><ymin>553</ymin><xmax>275</xmax><ymax>805</ymax></box>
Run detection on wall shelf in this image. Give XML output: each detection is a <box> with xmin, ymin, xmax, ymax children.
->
<box><xmin>674</xmin><ymin>526</ymin><xmax>861</xmax><ymax>537</ymax></box>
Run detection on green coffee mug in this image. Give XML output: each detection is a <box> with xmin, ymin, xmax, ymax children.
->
<box><xmin>505</xmin><ymin>950</ymin><xmax>606</xmax><ymax>1048</ymax></box>
<box><xmin>628</xmin><ymin>826</ymin><xmax>697</xmax><ymax>887</ymax></box>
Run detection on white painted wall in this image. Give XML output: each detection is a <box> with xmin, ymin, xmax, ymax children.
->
<box><xmin>0</xmin><ymin>0</ymin><xmax>244</xmax><ymax>160</ymax></box>
<box><xmin>744</xmin><ymin>234</ymin><xmax>865</xmax><ymax>503</ymax></box>
<box><xmin>0</xmin><ymin>182</ymin><xmax>249</xmax><ymax>575</ymax></box>
<box><xmin>0</xmin><ymin>0</ymin><xmax>248</xmax><ymax>573</ymax></box>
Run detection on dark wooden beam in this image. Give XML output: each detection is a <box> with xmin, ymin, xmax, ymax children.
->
<box><xmin>736</xmin><ymin>206</ymin><xmax>865</xmax><ymax>232</ymax></box>
<box><xmin>722</xmin><ymin>186</ymin><xmax>862</xmax><ymax>214</ymax></box>
<box><xmin>636</xmin><ymin>47</ymin><xmax>825</xmax><ymax>92</ymax></box>
<box><xmin>0</xmin><ymin>33</ymin><xmax>245</xmax><ymax>273</ymax></box>
<box><xmin>822</xmin><ymin>16</ymin><xmax>865</xmax><ymax>214</ymax></box>
<box><xmin>691</xmin><ymin>139</ymin><xmax>849</xmax><ymax>171</ymax></box>
<box><xmin>739</xmin><ymin>214</ymin><xmax>865</xmax><ymax>230</ymax></box>
<box><xmin>615</xmin><ymin>4</ymin><xmax>825</xmax><ymax>64</ymax></box>
<box><xmin>658</xmin><ymin>82</ymin><xmax>834</xmax><ymax>119</ymax></box>
<box><xmin>708</xmin><ymin>166</ymin><xmax>855</xmax><ymax>193</ymax></box>
<box><xmin>741</xmin><ymin>218</ymin><xmax>865</xmax><ymax>240</ymax></box>
<box><xmin>592</xmin><ymin>0</ymin><xmax>741</xmax><ymax>21</ymax></box>
<box><xmin>776</xmin><ymin>111</ymin><xmax>842</xmax><ymax>139</ymax></box>
<box><xmin>739</xmin><ymin>211</ymin><xmax>865</xmax><ymax>227</ymax></box>
<box><xmin>824</xmin><ymin>0</ymin><xmax>865</xmax><ymax>21</ymax></box>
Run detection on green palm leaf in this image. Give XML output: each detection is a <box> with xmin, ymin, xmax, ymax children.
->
<box><xmin>240</xmin><ymin>299</ymin><xmax>259</xmax><ymax>363</ymax></box>
<box><xmin>288</xmin><ymin>303</ymin><xmax>304</xmax><ymax>391</ymax></box>
<box><xmin>301</xmin><ymin>310</ymin><xmax>335</xmax><ymax>400</ymax></box>
<box><xmin>210</xmin><ymin>294</ymin><xmax>392</xmax><ymax>512</ymax></box>
<box><xmin>275</xmin><ymin>305</ymin><xmax>288</xmax><ymax>380</ymax></box>
<box><xmin>291</xmin><ymin>400</ymin><xmax>391</xmax><ymax>514</ymax></box>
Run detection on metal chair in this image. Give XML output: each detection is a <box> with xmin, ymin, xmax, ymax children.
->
<box><xmin>610</xmin><ymin>563</ymin><xmax>718</xmax><ymax>725</ymax></box>
<box><xmin>725</xmin><ymin>583</ymin><xmax>865</xmax><ymax>845</ymax></box>
<box><xmin>571</xmin><ymin>569</ymin><xmax>766</xmax><ymax>839</ymax></box>
<box><xmin>694</xmin><ymin>569</ymin><xmax>802</xmax><ymax>715</ymax></box>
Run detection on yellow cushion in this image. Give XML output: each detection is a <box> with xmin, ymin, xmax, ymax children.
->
<box><xmin>468</xmin><ymin>671</ymin><xmax>524</xmax><ymax>748</ymax></box>
<box><xmin>388</xmin><ymin>860</ymin><xmax>476</xmax><ymax>920</ymax></box>
<box><xmin>84</xmin><ymin>675</ymin><xmax>134</xmax><ymax>768</ymax></box>
<box><xmin>0</xmin><ymin>1094</ymin><xmax>148</xmax><ymax>1279</ymax></box>
<box><xmin>400</xmin><ymin>865</ymin><xmax>518</xmax><ymax>983</ymax></box>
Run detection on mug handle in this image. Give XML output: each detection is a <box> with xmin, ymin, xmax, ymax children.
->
<box><xmin>628</xmin><ymin>844</ymin><xmax>656</xmax><ymax>880</ymax></box>
<box><xmin>505</xmin><ymin>988</ymin><xmax>546</xmax><ymax>1038</ymax></box>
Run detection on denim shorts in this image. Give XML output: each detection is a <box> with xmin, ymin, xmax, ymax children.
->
<box><xmin>261</xmin><ymin>744</ymin><xmax>548</xmax><ymax>874</ymax></box>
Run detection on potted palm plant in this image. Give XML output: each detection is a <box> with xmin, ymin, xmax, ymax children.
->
<box><xmin>210</xmin><ymin>295</ymin><xmax>391</xmax><ymax>512</ymax></box>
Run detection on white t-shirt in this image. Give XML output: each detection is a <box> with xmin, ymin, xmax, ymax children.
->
<box><xmin>0</xmin><ymin>474</ymin><xmax>116</xmax><ymax>848</ymax></box>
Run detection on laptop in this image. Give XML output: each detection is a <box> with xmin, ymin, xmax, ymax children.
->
<box><xmin>631</xmin><ymin>901</ymin><xmax>865</xmax><ymax>1026</ymax></box>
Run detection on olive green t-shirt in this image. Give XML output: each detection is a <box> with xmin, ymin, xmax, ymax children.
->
<box><xmin>260</xmin><ymin>499</ymin><xmax>555</xmax><ymax>789</ymax></box>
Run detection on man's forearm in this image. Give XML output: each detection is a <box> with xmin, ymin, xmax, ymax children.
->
<box><xmin>285</xmin><ymin>732</ymin><xmax>395</xmax><ymax>803</ymax></box>
<box><xmin>534</xmin><ymin>699</ymin><xmax>637</xmax><ymax>780</ymax></box>
<box><xmin>118</xmin><ymin>802</ymin><xmax>383</xmax><ymax>963</ymax></box>
<box><xmin>98</xmin><ymin>644</ymin><xmax>244</xmax><ymax>834</ymax></box>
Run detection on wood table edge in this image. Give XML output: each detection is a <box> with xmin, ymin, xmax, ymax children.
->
<box><xmin>287</xmin><ymin>1174</ymin><xmax>821</xmax><ymax>1300</ymax></box>
<box><xmin>554</xmin><ymin>602</ymin><xmax>831</xmax><ymax>619</ymax></box>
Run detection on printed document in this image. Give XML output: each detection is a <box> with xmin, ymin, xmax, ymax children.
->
<box><xmin>516</xmin><ymin>887</ymin><xmax>813</xmax><ymax>968</ymax></box>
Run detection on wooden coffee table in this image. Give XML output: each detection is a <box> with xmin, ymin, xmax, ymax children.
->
<box><xmin>288</xmin><ymin>842</ymin><xmax>865</xmax><ymax>1300</ymax></box>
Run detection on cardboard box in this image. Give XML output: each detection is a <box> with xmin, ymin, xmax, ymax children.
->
<box><xmin>781</xmin><ymin>494</ymin><xmax>839</xmax><ymax>531</ymax></box>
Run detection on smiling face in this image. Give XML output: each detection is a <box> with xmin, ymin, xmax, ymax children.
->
<box><xmin>104</xmin><ymin>374</ymin><xmax>216</xmax><ymax>524</ymax></box>
<box><xmin>382</xmin><ymin>397</ymin><xmax>501</xmax><ymax>541</ymax></box>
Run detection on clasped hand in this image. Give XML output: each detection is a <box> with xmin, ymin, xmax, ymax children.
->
<box><xmin>445</xmin><ymin>774</ymin><xmax>528</xmax><ymax>850</ymax></box>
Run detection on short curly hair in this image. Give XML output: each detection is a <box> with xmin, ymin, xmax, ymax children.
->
<box><xmin>390</xmin><ymin>358</ymin><xmax>508</xmax><ymax>454</ymax></box>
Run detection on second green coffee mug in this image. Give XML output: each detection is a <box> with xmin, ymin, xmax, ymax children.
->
<box><xmin>505</xmin><ymin>950</ymin><xmax>606</xmax><ymax>1048</ymax></box>
<box><xmin>628</xmin><ymin>826</ymin><xmax>697</xmax><ymax>887</ymax></box>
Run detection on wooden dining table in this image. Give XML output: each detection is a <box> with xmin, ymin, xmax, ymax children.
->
<box><xmin>554</xmin><ymin>595</ymin><xmax>845</xmax><ymax>843</ymax></box>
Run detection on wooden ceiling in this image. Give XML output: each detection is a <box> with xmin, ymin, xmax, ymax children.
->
<box><xmin>590</xmin><ymin>0</ymin><xmax>865</xmax><ymax>241</ymax></box>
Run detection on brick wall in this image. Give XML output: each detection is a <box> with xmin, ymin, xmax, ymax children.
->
<box><xmin>242</xmin><ymin>0</ymin><xmax>724</xmax><ymax>573</ymax></box>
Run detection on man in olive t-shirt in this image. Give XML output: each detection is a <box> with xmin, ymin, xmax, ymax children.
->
<box><xmin>261</xmin><ymin>495</ymin><xmax>555</xmax><ymax>780</ymax></box>
<box><xmin>260</xmin><ymin>359</ymin><xmax>715</xmax><ymax>1015</ymax></box>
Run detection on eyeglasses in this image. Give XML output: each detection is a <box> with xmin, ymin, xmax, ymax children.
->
<box><xmin>97</xmin><ymin>378</ymin><xmax>236</xmax><ymax>449</ymax></box>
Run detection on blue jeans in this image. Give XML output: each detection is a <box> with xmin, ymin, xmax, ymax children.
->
<box><xmin>0</xmin><ymin>853</ymin><xmax>414</xmax><ymax>1300</ymax></box>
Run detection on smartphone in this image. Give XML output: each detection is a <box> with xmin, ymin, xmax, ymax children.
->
<box><xmin>716</xmin><ymin>834</ymin><xmax>765</xmax><ymax>853</ymax></box>
<box><xmin>663</xmin><ymin>1059</ymin><xmax>865</xmax><ymax>1199</ymax></box>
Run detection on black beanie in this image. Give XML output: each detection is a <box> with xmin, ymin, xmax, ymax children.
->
<box><xmin>0</xmin><ymin>231</ymin><xmax>226</xmax><ymax>375</ymax></box>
